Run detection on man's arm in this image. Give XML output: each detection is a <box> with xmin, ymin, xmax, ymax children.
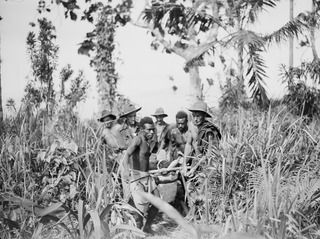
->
<box><xmin>123</xmin><ymin>136</ymin><xmax>140</xmax><ymax>168</ymax></box>
<box><xmin>184</xmin><ymin>133</ymin><xmax>193</xmax><ymax>158</ymax></box>
<box><xmin>182</xmin><ymin>132</ymin><xmax>194</xmax><ymax>175</ymax></box>
<box><xmin>206</xmin><ymin>133</ymin><xmax>214</xmax><ymax>158</ymax></box>
<box><xmin>205</xmin><ymin>130</ymin><xmax>220</xmax><ymax>157</ymax></box>
<box><xmin>111</xmin><ymin>124</ymin><xmax>127</xmax><ymax>149</ymax></box>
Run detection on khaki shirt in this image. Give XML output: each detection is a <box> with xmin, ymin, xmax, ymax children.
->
<box><xmin>101</xmin><ymin>124</ymin><xmax>127</xmax><ymax>151</ymax></box>
<box><xmin>119</xmin><ymin>123</ymin><xmax>139</xmax><ymax>148</ymax></box>
<box><xmin>155</xmin><ymin>122</ymin><xmax>171</xmax><ymax>150</ymax></box>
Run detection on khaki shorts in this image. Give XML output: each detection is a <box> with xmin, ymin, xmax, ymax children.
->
<box><xmin>129</xmin><ymin>170</ymin><xmax>159</xmax><ymax>215</ymax></box>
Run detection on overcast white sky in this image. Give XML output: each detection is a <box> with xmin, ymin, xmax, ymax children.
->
<box><xmin>0</xmin><ymin>0</ymin><xmax>317</xmax><ymax>122</ymax></box>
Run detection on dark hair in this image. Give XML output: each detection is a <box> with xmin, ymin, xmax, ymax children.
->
<box><xmin>176</xmin><ymin>111</ymin><xmax>188</xmax><ymax>120</ymax></box>
<box><xmin>140</xmin><ymin>116</ymin><xmax>154</xmax><ymax>128</ymax></box>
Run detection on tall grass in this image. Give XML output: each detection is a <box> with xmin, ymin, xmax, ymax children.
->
<box><xmin>0</xmin><ymin>105</ymin><xmax>139</xmax><ymax>239</ymax></box>
<box><xmin>205</xmin><ymin>106</ymin><xmax>320</xmax><ymax>238</ymax></box>
<box><xmin>1</xmin><ymin>104</ymin><xmax>320</xmax><ymax>239</ymax></box>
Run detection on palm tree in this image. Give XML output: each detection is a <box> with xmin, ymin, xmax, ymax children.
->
<box><xmin>135</xmin><ymin>0</ymin><xmax>314</xmax><ymax>106</ymax></box>
<box><xmin>279</xmin><ymin>0</ymin><xmax>320</xmax><ymax>85</ymax></box>
<box><xmin>135</xmin><ymin>0</ymin><xmax>280</xmax><ymax>105</ymax></box>
<box><xmin>310</xmin><ymin>0</ymin><xmax>319</xmax><ymax>60</ymax></box>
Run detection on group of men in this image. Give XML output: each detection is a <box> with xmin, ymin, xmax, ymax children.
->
<box><xmin>97</xmin><ymin>100</ymin><xmax>221</xmax><ymax>234</ymax></box>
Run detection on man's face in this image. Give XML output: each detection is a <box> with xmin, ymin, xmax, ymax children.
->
<box><xmin>176</xmin><ymin>118</ymin><xmax>188</xmax><ymax>132</ymax></box>
<box><xmin>101</xmin><ymin>116</ymin><xmax>114</xmax><ymax>128</ymax></box>
<box><xmin>143</xmin><ymin>123</ymin><xmax>155</xmax><ymax>140</ymax></box>
<box><xmin>155</xmin><ymin>115</ymin><xmax>165</xmax><ymax>124</ymax></box>
<box><xmin>126</xmin><ymin>113</ymin><xmax>136</xmax><ymax>126</ymax></box>
<box><xmin>192</xmin><ymin>111</ymin><xmax>205</xmax><ymax>127</ymax></box>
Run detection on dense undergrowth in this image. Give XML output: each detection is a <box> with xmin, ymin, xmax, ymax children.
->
<box><xmin>1</xmin><ymin>104</ymin><xmax>320</xmax><ymax>239</ymax></box>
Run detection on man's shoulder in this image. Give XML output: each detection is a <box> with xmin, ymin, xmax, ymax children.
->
<box><xmin>112</xmin><ymin>123</ymin><xmax>122</xmax><ymax>131</ymax></box>
<box><xmin>101</xmin><ymin>128</ymin><xmax>112</xmax><ymax>137</ymax></box>
<box><xmin>166</xmin><ymin>123</ymin><xmax>175</xmax><ymax>129</ymax></box>
<box><xmin>203</xmin><ymin>121</ymin><xmax>221</xmax><ymax>139</ymax></box>
<box><xmin>202</xmin><ymin>120</ymin><xmax>219</xmax><ymax>129</ymax></box>
<box><xmin>188</xmin><ymin>123</ymin><xmax>198</xmax><ymax>136</ymax></box>
<box><xmin>162</xmin><ymin>123</ymin><xmax>174</xmax><ymax>137</ymax></box>
<box><xmin>125</xmin><ymin>133</ymin><xmax>142</xmax><ymax>148</ymax></box>
<box><xmin>134</xmin><ymin>133</ymin><xmax>144</xmax><ymax>143</ymax></box>
<box><xmin>168</xmin><ymin>123</ymin><xmax>180</xmax><ymax>132</ymax></box>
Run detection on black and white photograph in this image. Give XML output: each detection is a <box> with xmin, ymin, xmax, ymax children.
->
<box><xmin>1</xmin><ymin>0</ymin><xmax>320</xmax><ymax>238</ymax></box>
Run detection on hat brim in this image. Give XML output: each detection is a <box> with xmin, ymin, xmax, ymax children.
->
<box><xmin>188</xmin><ymin>109</ymin><xmax>212</xmax><ymax>118</ymax></box>
<box><xmin>152</xmin><ymin>114</ymin><xmax>168</xmax><ymax>118</ymax></box>
<box><xmin>98</xmin><ymin>114</ymin><xmax>117</xmax><ymax>122</ymax></box>
<box><xmin>119</xmin><ymin>107</ymin><xmax>142</xmax><ymax>118</ymax></box>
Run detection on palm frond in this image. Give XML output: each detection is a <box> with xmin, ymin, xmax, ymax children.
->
<box><xmin>225</xmin><ymin>30</ymin><xmax>265</xmax><ymax>49</ymax></box>
<box><xmin>280</xmin><ymin>59</ymin><xmax>320</xmax><ymax>84</ymax></box>
<box><xmin>248</xmin><ymin>0</ymin><xmax>278</xmax><ymax>8</ymax></box>
<box><xmin>242</xmin><ymin>0</ymin><xmax>278</xmax><ymax>24</ymax></box>
<box><xmin>248</xmin><ymin>166</ymin><xmax>265</xmax><ymax>192</ymax></box>
<box><xmin>264</xmin><ymin>14</ymin><xmax>308</xmax><ymax>44</ymax></box>
<box><xmin>246</xmin><ymin>45</ymin><xmax>269</xmax><ymax>107</ymax></box>
<box><xmin>305</xmin><ymin>59</ymin><xmax>320</xmax><ymax>83</ymax></box>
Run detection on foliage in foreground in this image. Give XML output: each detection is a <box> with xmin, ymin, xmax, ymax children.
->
<box><xmin>1</xmin><ymin>104</ymin><xmax>320</xmax><ymax>239</ymax></box>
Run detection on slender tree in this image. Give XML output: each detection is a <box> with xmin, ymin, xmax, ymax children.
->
<box><xmin>26</xmin><ymin>18</ymin><xmax>58</xmax><ymax>118</ymax></box>
<box><xmin>289</xmin><ymin>0</ymin><xmax>294</xmax><ymax>67</ymax></box>
<box><xmin>94</xmin><ymin>6</ymin><xmax>118</xmax><ymax>111</ymax></box>
<box><xmin>310</xmin><ymin>0</ymin><xmax>319</xmax><ymax>60</ymax></box>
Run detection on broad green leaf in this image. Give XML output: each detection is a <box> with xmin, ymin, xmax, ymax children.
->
<box><xmin>37</xmin><ymin>202</ymin><xmax>64</xmax><ymax>217</ymax></box>
<box><xmin>78</xmin><ymin>200</ymin><xmax>85</xmax><ymax>239</ymax></box>
<box><xmin>89</xmin><ymin>210</ymin><xmax>102</xmax><ymax>239</ymax></box>
<box><xmin>112</xmin><ymin>224</ymin><xmax>145</xmax><ymax>237</ymax></box>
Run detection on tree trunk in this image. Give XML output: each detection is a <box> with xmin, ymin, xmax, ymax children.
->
<box><xmin>236</xmin><ymin>10</ymin><xmax>244</xmax><ymax>86</ymax></box>
<box><xmin>186</xmin><ymin>0</ymin><xmax>219</xmax><ymax>103</ymax></box>
<box><xmin>237</xmin><ymin>44</ymin><xmax>244</xmax><ymax>83</ymax></box>
<box><xmin>133</xmin><ymin>0</ymin><xmax>220</xmax><ymax>104</ymax></box>
<box><xmin>47</xmin><ymin>79</ymin><xmax>53</xmax><ymax>119</ymax></box>
<box><xmin>235</xmin><ymin>9</ymin><xmax>246</xmax><ymax>103</ymax></box>
<box><xmin>289</xmin><ymin>0</ymin><xmax>294</xmax><ymax>67</ymax></box>
<box><xmin>310</xmin><ymin>1</ymin><xmax>319</xmax><ymax>60</ymax></box>
<box><xmin>95</xmin><ymin>7</ymin><xmax>118</xmax><ymax>112</ymax></box>
<box><xmin>188</xmin><ymin>65</ymin><xmax>203</xmax><ymax>101</ymax></box>
<box><xmin>97</xmin><ymin>74</ymin><xmax>113</xmax><ymax>112</ymax></box>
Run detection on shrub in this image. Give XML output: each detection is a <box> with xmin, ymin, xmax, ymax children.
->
<box><xmin>283</xmin><ymin>81</ymin><xmax>320</xmax><ymax>120</ymax></box>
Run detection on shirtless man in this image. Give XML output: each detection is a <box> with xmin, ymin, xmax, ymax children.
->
<box><xmin>123</xmin><ymin>116</ymin><xmax>159</xmax><ymax>233</ymax></box>
<box><xmin>169</xmin><ymin>111</ymin><xmax>192</xmax><ymax>161</ymax></box>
